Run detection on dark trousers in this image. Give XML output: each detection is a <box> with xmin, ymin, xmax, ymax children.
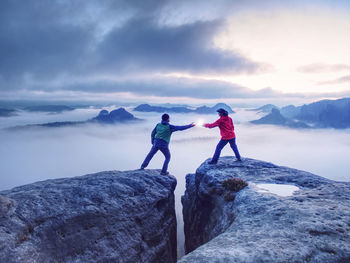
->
<box><xmin>141</xmin><ymin>145</ymin><xmax>171</xmax><ymax>173</ymax></box>
<box><xmin>212</xmin><ymin>138</ymin><xmax>241</xmax><ymax>162</ymax></box>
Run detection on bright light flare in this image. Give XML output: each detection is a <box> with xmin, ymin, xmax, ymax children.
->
<box><xmin>196</xmin><ymin>119</ymin><xmax>205</xmax><ymax>127</ymax></box>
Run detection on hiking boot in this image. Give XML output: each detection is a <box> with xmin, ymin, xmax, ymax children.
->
<box><xmin>208</xmin><ymin>160</ymin><xmax>217</xmax><ymax>164</ymax></box>
<box><xmin>139</xmin><ymin>167</ymin><xmax>145</xmax><ymax>170</ymax></box>
<box><xmin>235</xmin><ymin>158</ymin><xmax>242</xmax><ymax>162</ymax></box>
<box><xmin>160</xmin><ymin>171</ymin><xmax>169</xmax><ymax>175</ymax></box>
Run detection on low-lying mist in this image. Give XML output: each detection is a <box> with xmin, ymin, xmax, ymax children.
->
<box><xmin>1</xmin><ymin>107</ymin><xmax>350</xmax><ymax>256</ymax></box>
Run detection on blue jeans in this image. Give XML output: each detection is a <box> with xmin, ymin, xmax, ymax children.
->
<box><xmin>141</xmin><ymin>144</ymin><xmax>171</xmax><ymax>173</ymax></box>
<box><xmin>212</xmin><ymin>138</ymin><xmax>241</xmax><ymax>162</ymax></box>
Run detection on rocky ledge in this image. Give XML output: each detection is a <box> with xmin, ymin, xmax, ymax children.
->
<box><xmin>180</xmin><ymin>157</ymin><xmax>350</xmax><ymax>263</ymax></box>
<box><xmin>0</xmin><ymin>170</ymin><xmax>177</xmax><ymax>263</ymax></box>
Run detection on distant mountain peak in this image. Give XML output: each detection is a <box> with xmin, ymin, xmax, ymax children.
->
<box><xmin>250</xmin><ymin>104</ymin><xmax>278</xmax><ymax>113</ymax></box>
<box><xmin>134</xmin><ymin>103</ymin><xmax>235</xmax><ymax>114</ymax></box>
<box><xmin>92</xmin><ymin>107</ymin><xmax>138</xmax><ymax>123</ymax></box>
<box><xmin>251</xmin><ymin>108</ymin><xmax>286</xmax><ymax>125</ymax></box>
<box><xmin>251</xmin><ymin>108</ymin><xmax>309</xmax><ymax>128</ymax></box>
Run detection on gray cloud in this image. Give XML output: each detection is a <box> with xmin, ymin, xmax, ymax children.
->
<box><xmin>2</xmin><ymin>0</ymin><xmax>348</xmax><ymax>101</ymax></box>
<box><xmin>0</xmin><ymin>0</ymin><xmax>262</xmax><ymax>95</ymax></box>
<box><xmin>20</xmin><ymin>74</ymin><xmax>348</xmax><ymax>102</ymax></box>
<box><xmin>297</xmin><ymin>63</ymin><xmax>350</xmax><ymax>74</ymax></box>
<box><xmin>318</xmin><ymin>75</ymin><xmax>350</xmax><ymax>85</ymax></box>
<box><xmin>0</xmin><ymin>0</ymin><xmax>95</xmax><ymax>86</ymax></box>
<box><xmin>53</xmin><ymin>77</ymin><xmax>286</xmax><ymax>99</ymax></box>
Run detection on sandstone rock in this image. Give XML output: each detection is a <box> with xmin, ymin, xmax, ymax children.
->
<box><xmin>180</xmin><ymin>157</ymin><xmax>350</xmax><ymax>263</ymax></box>
<box><xmin>0</xmin><ymin>194</ymin><xmax>15</xmax><ymax>217</ymax></box>
<box><xmin>0</xmin><ymin>169</ymin><xmax>177</xmax><ymax>263</ymax></box>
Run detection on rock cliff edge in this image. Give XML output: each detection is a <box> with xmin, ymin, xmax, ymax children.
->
<box><xmin>0</xmin><ymin>170</ymin><xmax>177</xmax><ymax>263</ymax></box>
<box><xmin>180</xmin><ymin>157</ymin><xmax>350</xmax><ymax>263</ymax></box>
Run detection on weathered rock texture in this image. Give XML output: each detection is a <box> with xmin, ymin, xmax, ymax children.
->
<box><xmin>0</xmin><ymin>169</ymin><xmax>177</xmax><ymax>263</ymax></box>
<box><xmin>180</xmin><ymin>157</ymin><xmax>350</xmax><ymax>263</ymax></box>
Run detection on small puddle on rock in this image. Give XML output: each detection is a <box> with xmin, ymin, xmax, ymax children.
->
<box><xmin>251</xmin><ymin>183</ymin><xmax>300</xmax><ymax>197</ymax></box>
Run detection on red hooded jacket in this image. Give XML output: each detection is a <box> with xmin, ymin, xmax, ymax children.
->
<box><xmin>204</xmin><ymin>116</ymin><xmax>236</xmax><ymax>140</ymax></box>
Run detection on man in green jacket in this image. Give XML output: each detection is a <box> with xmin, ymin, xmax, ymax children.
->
<box><xmin>141</xmin><ymin>114</ymin><xmax>195</xmax><ymax>175</ymax></box>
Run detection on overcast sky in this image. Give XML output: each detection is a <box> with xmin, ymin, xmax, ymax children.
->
<box><xmin>1</xmin><ymin>0</ymin><xmax>350</xmax><ymax>104</ymax></box>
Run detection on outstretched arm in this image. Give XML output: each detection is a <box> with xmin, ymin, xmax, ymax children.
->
<box><xmin>169</xmin><ymin>123</ymin><xmax>195</xmax><ymax>132</ymax></box>
<box><xmin>204</xmin><ymin>119</ymin><xmax>220</xmax><ymax>128</ymax></box>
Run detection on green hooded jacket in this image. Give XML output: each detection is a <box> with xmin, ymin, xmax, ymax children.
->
<box><xmin>151</xmin><ymin>121</ymin><xmax>193</xmax><ymax>145</ymax></box>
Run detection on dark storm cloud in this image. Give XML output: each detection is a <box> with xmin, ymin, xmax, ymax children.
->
<box><xmin>0</xmin><ymin>0</ymin><xmax>94</xmax><ymax>86</ymax></box>
<box><xmin>96</xmin><ymin>17</ymin><xmax>258</xmax><ymax>74</ymax></box>
<box><xmin>0</xmin><ymin>0</ymin><xmax>261</xmax><ymax>94</ymax></box>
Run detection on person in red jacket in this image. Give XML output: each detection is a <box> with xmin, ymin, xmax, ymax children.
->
<box><xmin>203</xmin><ymin>108</ymin><xmax>242</xmax><ymax>164</ymax></box>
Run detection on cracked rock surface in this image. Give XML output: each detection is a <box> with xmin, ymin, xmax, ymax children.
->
<box><xmin>0</xmin><ymin>169</ymin><xmax>177</xmax><ymax>263</ymax></box>
<box><xmin>180</xmin><ymin>157</ymin><xmax>350</xmax><ymax>263</ymax></box>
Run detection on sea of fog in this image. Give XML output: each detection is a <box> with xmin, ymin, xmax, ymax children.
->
<box><xmin>1</xmin><ymin>107</ymin><xmax>350</xmax><ymax>256</ymax></box>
